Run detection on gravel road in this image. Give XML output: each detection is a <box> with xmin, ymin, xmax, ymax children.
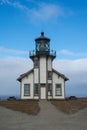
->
<box><xmin>0</xmin><ymin>100</ymin><xmax>87</xmax><ymax>130</ymax></box>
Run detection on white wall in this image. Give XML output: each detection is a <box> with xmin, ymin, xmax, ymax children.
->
<box><xmin>47</xmin><ymin>57</ymin><xmax>52</xmax><ymax>71</ymax></box>
<box><xmin>53</xmin><ymin>72</ymin><xmax>65</xmax><ymax>99</ymax></box>
<box><xmin>34</xmin><ymin>68</ymin><xmax>38</xmax><ymax>83</ymax></box>
<box><xmin>34</xmin><ymin>68</ymin><xmax>39</xmax><ymax>99</ymax></box>
<box><xmin>47</xmin><ymin>57</ymin><xmax>52</xmax><ymax>99</ymax></box>
<box><xmin>40</xmin><ymin>57</ymin><xmax>46</xmax><ymax>83</ymax></box>
<box><xmin>21</xmin><ymin>72</ymin><xmax>34</xmax><ymax>99</ymax></box>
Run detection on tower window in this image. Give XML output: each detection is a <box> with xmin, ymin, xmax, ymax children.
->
<box><xmin>24</xmin><ymin>84</ymin><xmax>30</xmax><ymax>96</ymax></box>
<box><xmin>34</xmin><ymin>59</ymin><xmax>39</xmax><ymax>68</ymax></box>
<box><xmin>48</xmin><ymin>84</ymin><xmax>52</xmax><ymax>96</ymax></box>
<box><xmin>48</xmin><ymin>71</ymin><xmax>52</xmax><ymax>79</ymax></box>
<box><xmin>55</xmin><ymin>84</ymin><xmax>62</xmax><ymax>96</ymax></box>
<box><xmin>34</xmin><ymin>84</ymin><xmax>39</xmax><ymax>96</ymax></box>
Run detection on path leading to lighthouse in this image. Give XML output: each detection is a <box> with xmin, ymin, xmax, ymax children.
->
<box><xmin>0</xmin><ymin>100</ymin><xmax>87</xmax><ymax>130</ymax></box>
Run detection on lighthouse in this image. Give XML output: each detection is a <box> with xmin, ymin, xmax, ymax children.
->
<box><xmin>17</xmin><ymin>32</ymin><xmax>68</xmax><ymax>99</ymax></box>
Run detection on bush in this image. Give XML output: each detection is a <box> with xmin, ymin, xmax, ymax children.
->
<box><xmin>7</xmin><ymin>96</ymin><xmax>16</xmax><ymax>101</ymax></box>
<box><xmin>69</xmin><ymin>96</ymin><xmax>77</xmax><ymax>100</ymax></box>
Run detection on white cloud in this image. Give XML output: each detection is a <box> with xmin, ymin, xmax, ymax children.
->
<box><xmin>58</xmin><ymin>49</ymin><xmax>87</xmax><ymax>58</ymax></box>
<box><xmin>28</xmin><ymin>3</ymin><xmax>64</xmax><ymax>23</ymax></box>
<box><xmin>0</xmin><ymin>0</ymin><xmax>27</xmax><ymax>10</ymax></box>
<box><xmin>59</xmin><ymin>49</ymin><xmax>74</xmax><ymax>56</ymax></box>
<box><xmin>53</xmin><ymin>58</ymin><xmax>87</xmax><ymax>97</ymax></box>
<box><xmin>0</xmin><ymin>0</ymin><xmax>9</xmax><ymax>4</ymax></box>
<box><xmin>0</xmin><ymin>46</ymin><xmax>28</xmax><ymax>57</ymax></box>
<box><xmin>0</xmin><ymin>0</ymin><xmax>72</xmax><ymax>24</ymax></box>
<box><xmin>0</xmin><ymin>57</ymin><xmax>87</xmax><ymax>97</ymax></box>
<box><xmin>53</xmin><ymin>58</ymin><xmax>87</xmax><ymax>75</ymax></box>
<box><xmin>0</xmin><ymin>58</ymin><xmax>32</xmax><ymax>96</ymax></box>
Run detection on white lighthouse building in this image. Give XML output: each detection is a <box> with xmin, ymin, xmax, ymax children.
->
<box><xmin>17</xmin><ymin>32</ymin><xmax>68</xmax><ymax>99</ymax></box>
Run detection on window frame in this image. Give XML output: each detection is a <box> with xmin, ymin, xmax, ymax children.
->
<box><xmin>24</xmin><ymin>84</ymin><xmax>30</xmax><ymax>96</ymax></box>
<box><xmin>55</xmin><ymin>84</ymin><xmax>62</xmax><ymax>96</ymax></box>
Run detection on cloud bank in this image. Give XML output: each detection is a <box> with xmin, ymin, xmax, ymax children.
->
<box><xmin>0</xmin><ymin>46</ymin><xmax>28</xmax><ymax>58</ymax></box>
<box><xmin>0</xmin><ymin>58</ymin><xmax>33</xmax><ymax>96</ymax></box>
<box><xmin>0</xmin><ymin>57</ymin><xmax>87</xmax><ymax>97</ymax></box>
<box><xmin>53</xmin><ymin>59</ymin><xmax>87</xmax><ymax>97</ymax></box>
<box><xmin>59</xmin><ymin>49</ymin><xmax>87</xmax><ymax>58</ymax></box>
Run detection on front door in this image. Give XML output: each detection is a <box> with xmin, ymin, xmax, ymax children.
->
<box><xmin>40</xmin><ymin>84</ymin><xmax>46</xmax><ymax>99</ymax></box>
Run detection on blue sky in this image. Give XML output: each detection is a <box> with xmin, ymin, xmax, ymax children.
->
<box><xmin>0</xmin><ymin>0</ymin><xmax>87</xmax><ymax>97</ymax></box>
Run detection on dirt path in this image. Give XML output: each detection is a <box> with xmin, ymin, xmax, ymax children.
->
<box><xmin>0</xmin><ymin>100</ymin><xmax>87</xmax><ymax>130</ymax></box>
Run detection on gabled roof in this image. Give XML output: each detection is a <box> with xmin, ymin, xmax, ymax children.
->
<box><xmin>52</xmin><ymin>68</ymin><xmax>69</xmax><ymax>81</ymax></box>
<box><xmin>17</xmin><ymin>69</ymin><xmax>33</xmax><ymax>82</ymax></box>
<box><xmin>17</xmin><ymin>68</ymin><xmax>69</xmax><ymax>82</ymax></box>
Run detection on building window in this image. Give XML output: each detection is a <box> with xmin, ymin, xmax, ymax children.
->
<box><xmin>48</xmin><ymin>71</ymin><xmax>52</xmax><ymax>80</ymax></box>
<box><xmin>34</xmin><ymin>59</ymin><xmax>39</xmax><ymax>68</ymax></box>
<box><xmin>34</xmin><ymin>84</ymin><xmax>38</xmax><ymax>96</ymax></box>
<box><xmin>55</xmin><ymin>84</ymin><xmax>62</xmax><ymax>96</ymax></box>
<box><xmin>48</xmin><ymin>84</ymin><xmax>52</xmax><ymax>96</ymax></box>
<box><xmin>24</xmin><ymin>84</ymin><xmax>30</xmax><ymax>96</ymax></box>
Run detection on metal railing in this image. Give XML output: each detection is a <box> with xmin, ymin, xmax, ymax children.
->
<box><xmin>29</xmin><ymin>50</ymin><xmax>56</xmax><ymax>58</ymax></box>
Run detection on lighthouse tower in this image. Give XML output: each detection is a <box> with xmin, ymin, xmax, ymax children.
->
<box><xmin>30</xmin><ymin>32</ymin><xmax>56</xmax><ymax>99</ymax></box>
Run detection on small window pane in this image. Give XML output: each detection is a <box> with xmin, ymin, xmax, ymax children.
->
<box><xmin>34</xmin><ymin>84</ymin><xmax>38</xmax><ymax>96</ymax></box>
<box><xmin>55</xmin><ymin>84</ymin><xmax>62</xmax><ymax>96</ymax></box>
<box><xmin>24</xmin><ymin>84</ymin><xmax>30</xmax><ymax>96</ymax></box>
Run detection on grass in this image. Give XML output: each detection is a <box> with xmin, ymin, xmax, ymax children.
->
<box><xmin>0</xmin><ymin>98</ymin><xmax>87</xmax><ymax>115</ymax></box>
<box><xmin>51</xmin><ymin>98</ymin><xmax>87</xmax><ymax>114</ymax></box>
<box><xmin>0</xmin><ymin>99</ymin><xmax>40</xmax><ymax>115</ymax></box>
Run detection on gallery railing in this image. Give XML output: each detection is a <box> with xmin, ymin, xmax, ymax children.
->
<box><xmin>29</xmin><ymin>50</ymin><xmax>56</xmax><ymax>58</ymax></box>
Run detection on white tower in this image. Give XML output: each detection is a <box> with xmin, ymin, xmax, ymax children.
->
<box><xmin>30</xmin><ymin>32</ymin><xmax>56</xmax><ymax>99</ymax></box>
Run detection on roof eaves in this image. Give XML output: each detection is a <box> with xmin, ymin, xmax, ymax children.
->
<box><xmin>17</xmin><ymin>68</ymin><xmax>33</xmax><ymax>82</ymax></box>
<box><xmin>52</xmin><ymin>68</ymin><xmax>69</xmax><ymax>81</ymax></box>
